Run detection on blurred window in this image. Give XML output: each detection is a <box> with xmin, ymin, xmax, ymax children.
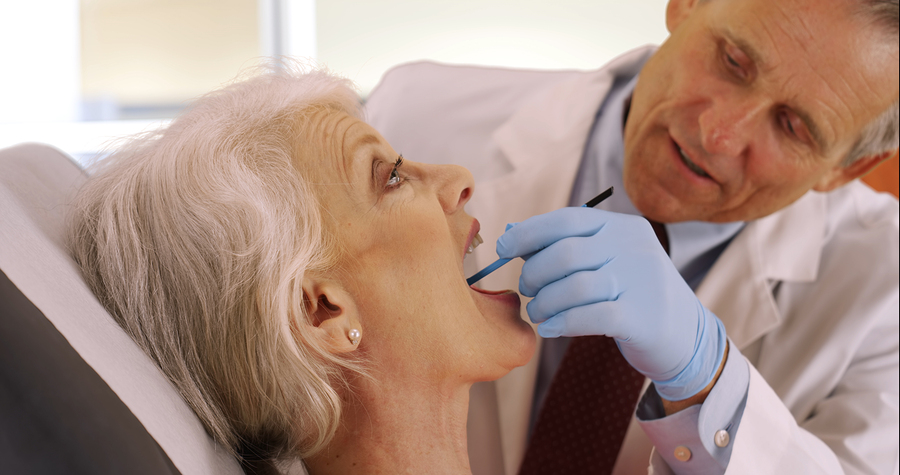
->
<box><xmin>80</xmin><ymin>0</ymin><xmax>261</xmax><ymax>121</ymax></box>
<box><xmin>0</xmin><ymin>0</ymin><xmax>314</xmax><ymax>162</ymax></box>
<box><xmin>1</xmin><ymin>0</ymin><xmax>668</xmax><ymax>161</ymax></box>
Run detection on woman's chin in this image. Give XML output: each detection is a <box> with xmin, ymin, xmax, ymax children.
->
<box><xmin>511</xmin><ymin>326</ymin><xmax>538</xmax><ymax>367</ymax></box>
<box><xmin>469</xmin><ymin>286</ymin><xmax>537</xmax><ymax>369</ymax></box>
<box><xmin>480</xmin><ymin>331</ymin><xmax>538</xmax><ymax>381</ymax></box>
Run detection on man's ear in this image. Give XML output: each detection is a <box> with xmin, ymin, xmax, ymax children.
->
<box><xmin>813</xmin><ymin>149</ymin><xmax>897</xmax><ymax>192</ymax></box>
<box><xmin>666</xmin><ymin>0</ymin><xmax>701</xmax><ymax>33</ymax></box>
<box><xmin>301</xmin><ymin>277</ymin><xmax>362</xmax><ymax>354</ymax></box>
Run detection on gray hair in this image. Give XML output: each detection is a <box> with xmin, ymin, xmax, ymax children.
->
<box><xmin>846</xmin><ymin>100</ymin><xmax>899</xmax><ymax>165</ymax></box>
<box><xmin>846</xmin><ymin>0</ymin><xmax>899</xmax><ymax>165</ymax></box>
<box><xmin>67</xmin><ymin>61</ymin><xmax>363</xmax><ymax>467</ymax></box>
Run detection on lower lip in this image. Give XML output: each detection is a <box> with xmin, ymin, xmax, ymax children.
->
<box><xmin>470</xmin><ymin>286</ymin><xmax>521</xmax><ymax>307</ymax></box>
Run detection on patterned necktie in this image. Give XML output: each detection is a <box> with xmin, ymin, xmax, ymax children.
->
<box><xmin>518</xmin><ymin>218</ymin><xmax>668</xmax><ymax>475</ymax></box>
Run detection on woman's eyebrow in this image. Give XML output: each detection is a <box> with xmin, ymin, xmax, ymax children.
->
<box><xmin>346</xmin><ymin>133</ymin><xmax>380</xmax><ymax>166</ymax></box>
<box><xmin>343</xmin><ymin>133</ymin><xmax>382</xmax><ymax>191</ymax></box>
<box><xmin>355</xmin><ymin>134</ymin><xmax>380</xmax><ymax>147</ymax></box>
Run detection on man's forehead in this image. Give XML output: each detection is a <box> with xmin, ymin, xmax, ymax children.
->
<box><xmin>710</xmin><ymin>0</ymin><xmax>897</xmax><ymax>151</ymax></box>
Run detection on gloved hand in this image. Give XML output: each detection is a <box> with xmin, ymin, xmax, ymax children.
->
<box><xmin>497</xmin><ymin>207</ymin><xmax>727</xmax><ymax>401</ymax></box>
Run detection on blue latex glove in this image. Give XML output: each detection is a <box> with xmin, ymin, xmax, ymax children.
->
<box><xmin>497</xmin><ymin>207</ymin><xmax>727</xmax><ymax>401</ymax></box>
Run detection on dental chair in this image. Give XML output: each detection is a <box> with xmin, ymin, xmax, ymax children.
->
<box><xmin>0</xmin><ymin>143</ymin><xmax>244</xmax><ymax>474</ymax></box>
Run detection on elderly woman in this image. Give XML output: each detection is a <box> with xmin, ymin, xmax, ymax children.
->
<box><xmin>66</xmin><ymin>63</ymin><xmax>536</xmax><ymax>474</ymax></box>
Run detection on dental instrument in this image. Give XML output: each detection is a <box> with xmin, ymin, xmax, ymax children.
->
<box><xmin>466</xmin><ymin>186</ymin><xmax>614</xmax><ymax>286</ymax></box>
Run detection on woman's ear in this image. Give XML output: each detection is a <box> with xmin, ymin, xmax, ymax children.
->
<box><xmin>301</xmin><ymin>277</ymin><xmax>362</xmax><ymax>354</ymax></box>
<box><xmin>813</xmin><ymin>149</ymin><xmax>896</xmax><ymax>192</ymax></box>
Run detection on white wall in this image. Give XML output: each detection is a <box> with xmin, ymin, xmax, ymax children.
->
<box><xmin>0</xmin><ymin>0</ymin><xmax>81</xmax><ymax>123</ymax></box>
<box><xmin>316</xmin><ymin>0</ymin><xmax>670</xmax><ymax>96</ymax></box>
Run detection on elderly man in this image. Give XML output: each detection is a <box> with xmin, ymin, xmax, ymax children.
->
<box><xmin>365</xmin><ymin>0</ymin><xmax>899</xmax><ymax>473</ymax></box>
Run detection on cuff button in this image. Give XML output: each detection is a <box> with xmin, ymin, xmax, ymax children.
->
<box><xmin>714</xmin><ymin>429</ymin><xmax>730</xmax><ymax>448</ymax></box>
<box><xmin>674</xmin><ymin>446</ymin><xmax>692</xmax><ymax>462</ymax></box>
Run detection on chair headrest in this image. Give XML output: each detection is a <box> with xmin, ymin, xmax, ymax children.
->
<box><xmin>0</xmin><ymin>143</ymin><xmax>243</xmax><ymax>475</ymax></box>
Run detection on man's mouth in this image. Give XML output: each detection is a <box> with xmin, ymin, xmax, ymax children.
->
<box><xmin>676</xmin><ymin>145</ymin><xmax>710</xmax><ymax>179</ymax></box>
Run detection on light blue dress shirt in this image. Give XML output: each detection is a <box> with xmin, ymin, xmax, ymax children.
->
<box><xmin>529</xmin><ymin>69</ymin><xmax>751</xmax><ymax>474</ymax></box>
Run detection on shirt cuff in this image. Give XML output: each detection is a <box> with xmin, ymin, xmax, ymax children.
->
<box><xmin>635</xmin><ymin>340</ymin><xmax>750</xmax><ymax>475</ymax></box>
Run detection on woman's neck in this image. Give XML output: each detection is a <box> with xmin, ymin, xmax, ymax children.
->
<box><xmin>305</xmin><ymin>376</ymin><xmax>473</xmax><ymax>475</ymax></box>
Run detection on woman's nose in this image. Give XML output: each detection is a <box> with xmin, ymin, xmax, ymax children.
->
<box><xmin>434</xmin><ymin>164</ymin><xmax>474</xmax><ymax>214</ymax></box>
<box><xmin>698</xmin><ymin>95</ymin><xmax>766</xmax><ymax>159</ymax></box>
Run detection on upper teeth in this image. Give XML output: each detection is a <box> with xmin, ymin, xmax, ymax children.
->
<box><xmin>678</xmin><ymin>147</ymin><xmax>709</xmax><ymax>178</ymax></box>
<box><xmin>467</xmin><ymin>232</ymin><xmax>484</xmax><ymax>254</ymax></box>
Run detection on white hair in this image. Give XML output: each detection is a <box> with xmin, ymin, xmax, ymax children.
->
<box><xmin>846</xmin><ymin>100</ymin><xmax>899</xmax><ymax>165</ymax></box>
<box><xmin>67</xmin><ymin>60</ymin><xmax>364</xmax><ymax>469</ymax></box>
<box><xmin>846</xmin><ymin>0</ymin><xmax>898</xmax><ymax>164</ymax></box>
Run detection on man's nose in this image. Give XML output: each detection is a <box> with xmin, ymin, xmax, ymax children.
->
<box><xmin>698</xmin><ymin>94</ymin><xmax>767</xmax><ymax>159</ymax></box>
<box><xmin>435</xmin><ymin>164</ymin><xmax>475</xmax><ymax>214</ymax></box>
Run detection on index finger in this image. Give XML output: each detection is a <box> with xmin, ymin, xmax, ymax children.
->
<box><xmin>495</xmin><ymin>207</ymin><xmax>611</xmax><ymax>259</ymax></box>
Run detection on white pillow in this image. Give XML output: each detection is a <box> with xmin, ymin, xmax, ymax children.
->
<box><xmin>0</xmin><ymin>143</ymin><xmax>243</xmax><ymax>475</ymax></box>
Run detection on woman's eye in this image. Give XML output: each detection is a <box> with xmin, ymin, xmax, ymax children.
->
<box><xmin>384</xmin><ymin>155</ymin><xmax>404</xmax><ymax>189</ymax></box>
<box><xmin>386</xmin><ymin>169</ymin><xmax>401</xmax><ymax>187</ymax></box>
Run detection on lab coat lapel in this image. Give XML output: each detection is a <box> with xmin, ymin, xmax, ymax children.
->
<box><xmin>466</xmin><ymin>46</ymin><xmax>657</xmax><ymax>473</ymax></box>
<box><xmin>467</xmin><ymin>71</ymin><xmax>619</xmax><ymax>290</ymax></box>
<box><xmin>472</xmin><ymin>74</ymin><xmax>613</xmax><ymax>240</ymax></box>
<box><xmin>697</xmin><ymin>191</ymin><xmax>827</xmax><ymax>349</ymax></box>
<box><xmin>469</xmin><ymin>45</ymin><xmax>658</xmax><ymax>272</ymax></box>
<box><xmin>469</xmin><ymin>70</ymin><xmax>614</xmax><ymax>473</ymax></box>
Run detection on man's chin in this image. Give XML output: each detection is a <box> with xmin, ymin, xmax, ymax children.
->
<box><xmin>633</xmin><ymin>191</ymin><xmax>724</xmax><ymax>223</ymax></box>
<box><xmin>625</xmin><ymin>170</ymin><xmax>732</xmax><ymax>222</ymax></box>
<box><xmin>625</xmin><ymin>178</ymin><xmax>691</xmax><ymax>221</ymax></box>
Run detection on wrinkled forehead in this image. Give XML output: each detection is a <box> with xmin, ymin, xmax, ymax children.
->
<box><xmin>288</xmin><ymin>107</ymin><xmax>386</xmax><ymax>220</ymax></box>
<box><xmin>718</xmin><ymin>0</ymin><xmax>893</xmax><ymax>65</ymax></box>
<box><xmin>290</xmin><ymin>108</ymin><xmax>364</xmax><ymax>185</ymax></box>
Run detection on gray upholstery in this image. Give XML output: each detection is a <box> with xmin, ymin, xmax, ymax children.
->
<box><xmin>0</xmin><ymin>267</ymin><xmax>181</xmax><ymax>474</ymax></box>
<box><xmin>0</xmin><ymin>143</ymin><xmax>243</xmax><ymax>475</ymax></box>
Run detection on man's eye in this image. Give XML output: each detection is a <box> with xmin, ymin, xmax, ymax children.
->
<box><xmin>779</xmin><ymin>110</ymin><xmax>798</xmax><ymax>136</ymax></box>
<box><xmin>721</xmin><ymin>44</ymin><xmax>750</xmax><ymax>81</ymax></box>
<box><xmin>726</xmin><ymin>53</ymin><xmax>740</xmax><ymax>68</ymax></box>
<box><xmin>724</xmin><ymin>53</ymin><xmax>746</xmax><ymax>80</ymax></box>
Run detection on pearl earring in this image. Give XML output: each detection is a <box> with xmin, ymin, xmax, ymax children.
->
<box><xmin>348</xmin><ymin>328</ymin><xmax>361</xmax><ymax>345</ymax></box>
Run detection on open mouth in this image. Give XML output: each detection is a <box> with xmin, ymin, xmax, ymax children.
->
<box><xmin>463</xmin><ymin>223</ymin><xmax>520</xmax><ymax>306</ymax></box>
<box><xmin>463</xmin><ymin>225</ymin><xmax>502</xmax><ymax>291</ymax></box>
<box><xmin>464</xmin><ymin>230</ymin><xmax>486</xmax><ymax>287</ymax></box>
<box><xmin>676</xmin><ymin>144</ymin><xmax>711</xmax><ymax>179</ymax></box>
<box><xmin>467</xmin><ymin>232</ymin><xmax>484</xmax><ymax>255</ymax></box>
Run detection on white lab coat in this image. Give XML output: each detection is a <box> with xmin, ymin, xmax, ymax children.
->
<box><xmin>365</xmin><ymin>46</ymin><xmax>900</xmax><ymax>475</ymax></box>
